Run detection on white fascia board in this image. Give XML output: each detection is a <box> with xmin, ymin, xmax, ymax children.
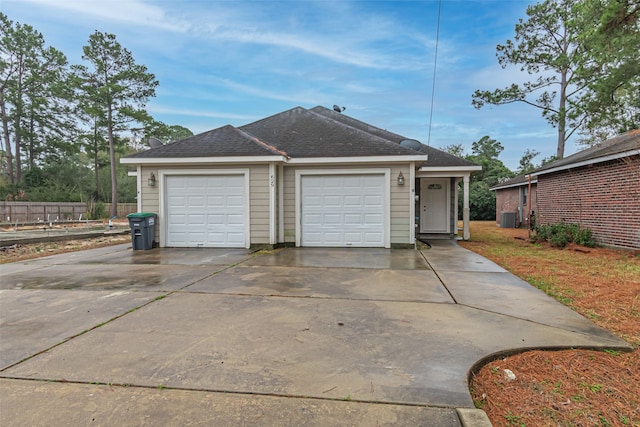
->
<box><xmin>287</xmin><ymin>155</ymin><xmax>428</xmax><ymax>164</ymax></box>
<box><xmin>418</xmin><ymin>165</ymin><xmax>482</xmax><ymax>173</ymax></box>
<box><xmin>417</xmin><ymin>166</ymin><xmax>482</xmax><ymax>178</ymax></box>
<box><xmin>530</xmin><ymin>150</ymin><xmax>640</xmax><ymax>177</ymax></box>
<box><xmin>491</xmin><ymin>179</ymin><xmax>537</xmax><ymax>191</ymax></box>
<box><xmin>120</xmin><ymin>155</ymin><xmax>286</xmax><ymax>165</ymax></box>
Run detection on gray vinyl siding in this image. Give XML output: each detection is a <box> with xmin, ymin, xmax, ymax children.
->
<box><xmin>390</xmin><ymin>164</ymin><xmax>411</xmax><ymax>244</ymax></box>
<box><xmin>249</xmin><ymin>165</ymin><xmax>270</xmax><ymax>244</ymax></box>
<box><xmin>140</xmin><ymin>168</ymin><xmax>159</xmax><ymax>243</ymax></box>
<box><xmin>283</xmin><ymin>166</ymin><xmax>296</xmax><ymax>243</ymax></box>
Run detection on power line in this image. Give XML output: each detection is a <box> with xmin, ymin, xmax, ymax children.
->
<box><xmin>427</xmin><ymin>0</ymin><xmax>442</xmax><ymax>146</ymax></box>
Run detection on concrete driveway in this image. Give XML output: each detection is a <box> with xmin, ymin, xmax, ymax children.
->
<box><xmin>0</xmin><ymin>241</ymin><xmax>629</xmax><ymax>426</ymax></box>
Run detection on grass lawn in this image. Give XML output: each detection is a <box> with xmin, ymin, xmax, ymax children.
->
<box><xmin>461</xmin><ymin>221</ymin><xmax>639</xmax><ymax>427</ymax></box>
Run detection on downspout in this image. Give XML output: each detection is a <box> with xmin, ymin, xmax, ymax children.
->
<box><xmin>269</xmin><ymin>162</ymin><xmax>276</xmax><ymax>246</ymax></box>
<box><xmin>527</xmin><ymin>174</ymin><xmax>532</xmax><ymax>238</ymax></box>
<box><xmin>136</xmin><ymin>165</ymin><xmax>142</xmax><ymax>212</ymax></box>
<box><xmin>409</xmin><ymin>162</ymin><xmax>416</xmax><ymax>247</ymax></box>
<box><xmin>463</xmin><ymin>174</ymin><xmax>470</xmax><ymax>240</ymax></box>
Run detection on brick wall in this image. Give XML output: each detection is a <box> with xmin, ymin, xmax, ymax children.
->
<box><xmin>535</xmin><ymin>155</ymin><xmax>640</xmax><ymax>250</ymax></box>
<box><xmin>495</xmin><ymin>187</ymin><xmax>519</xmax><ymax>225</ymax></box>
<box><xmin>495</xmin><ymin>184</ymin><xmax>537</xmax><ymax>227</ymax></box>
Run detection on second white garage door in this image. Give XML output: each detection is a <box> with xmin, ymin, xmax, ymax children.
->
<box><xmin>301</xmin><ymin>174</ymin><xmax>386</xmax><ymax>247</ymax></box>
<box><xmin>166</xmin><ymin>175</ymin><xmax>246</xmax><ymax>247</ymax></box>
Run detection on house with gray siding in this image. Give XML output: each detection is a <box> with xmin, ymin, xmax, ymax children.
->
<box><xmin>122</xmin><ymin>106</ymin><xmax>480</xmax><ymax>248</ymax></box>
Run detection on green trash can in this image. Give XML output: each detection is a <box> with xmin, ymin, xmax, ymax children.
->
<box><xmin>127</xmin><ymin>212</ymin><xmax>157</xmax><ymax>250</ymax></box>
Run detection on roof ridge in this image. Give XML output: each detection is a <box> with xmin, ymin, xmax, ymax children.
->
<box><xmin>310</xmin><ymin>105</ymin><xmax>407</xmax><ymax>142</ymax></box>
<box><xmin>236</xmin><ymin>127</ymin><xmax>288</xmax><ymax>157</ymax></box>
<box><xmin>305</xmin><ymin>107</ymin><xmax>422</xmax><ymax>153</ymax></box>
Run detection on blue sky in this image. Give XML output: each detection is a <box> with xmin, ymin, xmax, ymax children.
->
<box><xmin>3</xmin><ymin>0</ymin><xmax>575</xmax><ymax>170</ymax></box>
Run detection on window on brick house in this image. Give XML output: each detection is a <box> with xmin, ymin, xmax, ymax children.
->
<box><xmin>521</xmin><ymin>187</ymin><xmax>528</xmax><ymax>205</ymax></box>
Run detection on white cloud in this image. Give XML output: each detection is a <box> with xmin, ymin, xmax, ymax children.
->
<box><xmin>15</xmin><ymin>0</ymin><xmax>189</xmax><ymax>32</ymax></box>
<box><xmin>146</xmin><ymin>105</ymin><xmax>256</xmax><ymax>122</ymax></box>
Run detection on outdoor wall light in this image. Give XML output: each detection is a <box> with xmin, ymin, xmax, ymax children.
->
<box><xmin>397</xmin><ymin>172</ymin><xmax>405</xmax><ymax>186</ymax></box>
<box><xmin>148</xmin><ymin>172</ymin><xmax>156</xmax><ymax>187</ymax></box>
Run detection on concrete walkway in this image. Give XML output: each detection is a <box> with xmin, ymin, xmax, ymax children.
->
<box><xmin>0</xmin><ymin>241</ymin><xmax>629</xmax><ymax>426</ymax></box>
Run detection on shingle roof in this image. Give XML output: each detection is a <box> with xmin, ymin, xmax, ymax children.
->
<box><xmin>125</xmin><ymin>106</ymin><xmax>479</xmax><ymax>169</ymax></box>
<box><xmin>490</xmin><ymin>174</ymin><xmax>537</xmax><ymax>191</ymax></box>
<box><xmin>531</xmin><ymin>129</ymin><xmax>640</xmax><ymax>176</ymax></box>
<box><xmin>127</xmin><ymin>125</ymin><xmax>282</xmax><ymax>158</ymax></box>
<box><xmin>239</xmin><ymin>106</ymin><xmax>421</xmax><ymax>157</ymax></box>
<box><xmin>417</xmin><ymin>144</ymin><xmax>480</xmax><ymax>168</ymax></box>
<box><xmin>309</xmin><ymin>105</ymin><xmax>478</xmax><ymax>168</ymax></box>
<box><xmin>309</xmin><ymin>106</ymin><xmax>407</xmax><ymax>143</ymax></box>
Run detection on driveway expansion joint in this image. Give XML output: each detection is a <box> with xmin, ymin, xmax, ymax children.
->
<box><xmin>2</xmin><ymin>244</ymin><xmax>629</xmax><ymax>425</ymax></box>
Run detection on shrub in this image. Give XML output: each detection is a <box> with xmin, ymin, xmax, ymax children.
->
<box><xmin>532</xmin><ymin>223</ymin><xmax>596</xmax><ymax>248</ymax></box>
<box><xmin>575</xmin><ymin>228</ymin><xmax>596</xmax><ymax>247</ymax></box>
<box><xmin>87</xmin><ymin>201</ymin><xmax>106</xmax><ymax>220</ymax></box>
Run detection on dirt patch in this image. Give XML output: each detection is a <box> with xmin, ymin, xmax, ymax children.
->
<box><xmin>462</xmin><ymin>222</ymin><xmax>640</xmax><ymax>426</ymax></box>
<box><xmin>0</xmin><ymin>234</ymin><xmax>131</xmax><ymax>264</ymax></box>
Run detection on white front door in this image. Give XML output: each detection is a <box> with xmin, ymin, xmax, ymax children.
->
<box><xmin>301</xmin><ymin>174</ymin><xmax>385</xmax><ymax>247</ymax></box>
<box><xmin>420</xmin><ymin>178</ymin><xmax>449</xmax><ymax>233</ymax></box>
<box><xmin>165</xmin><ymin>175</ymin><xmax>246</xmax><ymax>247</ymax></box>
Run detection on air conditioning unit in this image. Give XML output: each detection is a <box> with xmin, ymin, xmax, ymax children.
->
<box><xmin>500</xmin><ymin>212</ymin><xmax>517</xmax><ymax>228</ymax></box>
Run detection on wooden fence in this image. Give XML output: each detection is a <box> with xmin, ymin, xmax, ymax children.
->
<box><xmin>0</xmin><ymin>202</ymin><xmax>138</xmax><ymax>223</ymax></box>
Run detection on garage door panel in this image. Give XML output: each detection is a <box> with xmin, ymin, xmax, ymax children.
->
<box><xmin>344</xmin><ymin>214</ymin><xmax>362</xmax><ymax>225</ymax></box>
<box><xmin>226</xmin><ymin>232</ymin><xmax>245</xmax><ymax>245</ymax></box>
<box><xmin>364</xmin><ymin>213</ymin><xmax>383</xmax><ymax>225</ymax></box>
<box><xmin>344</xmin><ymin>231</ymin><xmax>362</xmax><ymax>241</ymax></box>
<box><xmin>206</xmin><ymin>195</ymin><xmax>224</xmax><ymax>206</ymax></box>
<box><xmin>187</xmin><ymin>231</ymin><xmax>205</xmax><ymax>241</ymax></box>
<box><xmin>323</xmin><ymin>213</ymin><xmax>342</xmax><ymax>225</ymax></box>
<box><xmin>187</xmin><ymin>195</ymin><xmax>205</xmax><ymax>207</ymax></box>
<box><xmin>323</xmin><ymin>195</ymin><xmax>342</xmax><ymax>207</ymax></box>
<box><xmin>301</xmin><ymin>174</ymin><xmax>385</xmax><ymax>247</ymax></box>
<box><xmin>168</xmin><ymin>195</ymin><xmax>186</xmax><ymax>205</ymax></box>
<box><xmin>344</xmin><ymin>195</ymin><xmax>362</xmax><ymax>207</ymax></box>
<box><xmin>227</xmin><ymin>214</ymin><xmax>244</xmax><ymax>225</ymax></box>
<box><xmin>303</xmin><ymin>213</ymin><xmax>322</xmax><ymax>226</ymax></box>
<box><xmin>206</xmin><ymin>214</ymin><xmax>224</xmax><ymax>225</ymax></box>
<box><xmin>364</xmin><ymin>195</ymin><xmax>383</xmax><ymax>206</ymax></box>
<box><xmin>166</xmin><ymin>175</ymin><xmax>246</xmax><ymax>248</ymax></box>
<box><xmin>323</xmin><ymin>232</ymin><xmax>342</xmax><ymax>244</ymax></box>
<box><xmin>185</xmin><ymin>215</ymin><xmax>204</xmax><ymax>226</ymax></box>
<box><xmin>168</xmin><ymin>213</ymin><xmax>186</xmax><ymax>223</ymax></box>
<box><xmin>364</xmin><ymin>232</ymin><xmax>383</xmax><ymax>243</ymax></box>
<box><xmin>226</xmin><ymin>195</ymin><xmax>245</xmax><ymax>208</ymax></box>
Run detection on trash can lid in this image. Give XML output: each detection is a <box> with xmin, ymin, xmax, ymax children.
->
<box><xmin>126</xmin><ymin>212</ymin><xmax>156</xmax><ymax>218</ymax></box>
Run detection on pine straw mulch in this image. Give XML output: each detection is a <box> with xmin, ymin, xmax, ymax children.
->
<box><xmin>461</xmin><ymin>224</ymin><xmax>640</xmax><ymax>427</ymax></box>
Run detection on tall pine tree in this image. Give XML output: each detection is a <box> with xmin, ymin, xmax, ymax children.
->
<box><xmin>74</xmin><ymin>31</ymin><xmax>158</xmax><ymax>216</ymax></box>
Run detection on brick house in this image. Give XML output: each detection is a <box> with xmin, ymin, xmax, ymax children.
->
<box><xmin>529</xmin><ymin>130</ymin><xmax>640</xmax><ymax>250</ymax></box>
<box><xmin>490</xmin><ymin>175</ymin><xmax>537</xmax><ymax>228</ymax></box>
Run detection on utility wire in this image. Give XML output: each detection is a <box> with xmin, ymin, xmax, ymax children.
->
<box><xmin>427</xmin><ymin>0</ymin><xmax>442</xmax><ymax>146</ymax></box>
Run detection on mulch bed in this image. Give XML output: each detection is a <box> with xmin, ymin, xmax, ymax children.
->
<box><xmin>461</xmin><ymin>224</ymin><xmax>640</xmax><ymax>426</ymax></box>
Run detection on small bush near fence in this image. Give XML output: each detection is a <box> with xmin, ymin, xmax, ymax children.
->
<box><xmin>531</xmin><ymin>223</ymin><xmax>597</xmax><ymax>248</ymax></box>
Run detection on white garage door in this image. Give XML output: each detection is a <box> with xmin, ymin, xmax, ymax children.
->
<box><xmin>301</xmin><ymin>174</ymin><xmax>385</xmax><ymax>247</ymax></box>
<box><xmin>166</xmin><ymin>175</ymin><xmax>246</xmax><ymax>247</ymax></box>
